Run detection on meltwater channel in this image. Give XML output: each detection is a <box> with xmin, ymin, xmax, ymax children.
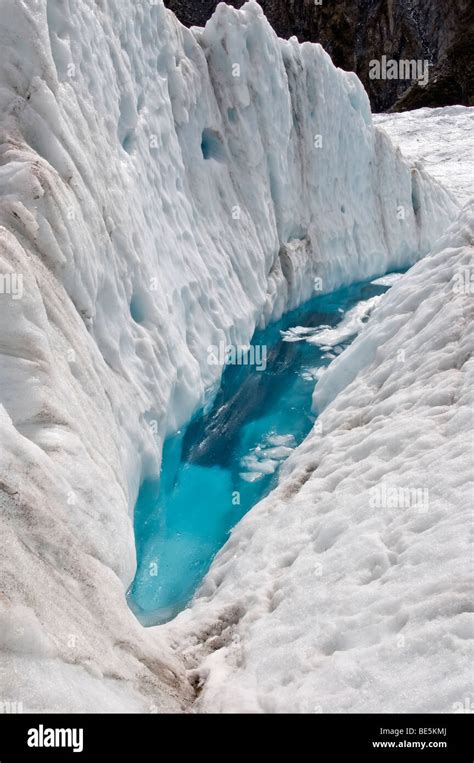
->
<box><xmin>128</xmin><ymin>274</ymin><xmax>401</xmax><ymax>625</ymax></box>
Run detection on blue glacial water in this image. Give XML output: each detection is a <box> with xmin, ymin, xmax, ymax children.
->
<box><xmin>128</xmin><ymin>276</ymin><xmax>397</xmax><ymax>625</ymax></box>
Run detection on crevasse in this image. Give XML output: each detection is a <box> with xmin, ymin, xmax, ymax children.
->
<box><xmin>0</xmin><ymin>0</ymin><xmax>459</xmax><ymax>711</ymax></box>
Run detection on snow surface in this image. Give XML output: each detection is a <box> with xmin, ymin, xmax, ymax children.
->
<box><xmin>170</xmin><ymin>204</ymin><xmax>474</xmax><ymax>713</ymax></box>
<box><xmin>0</xmin><ymin>0</ymin><xmax>465</xmax><ymax>712</ymax></box>
<box><xmin>375</xmin><ymin>107</ymin><xmax>474</xmax><ymax>207</ymax></box>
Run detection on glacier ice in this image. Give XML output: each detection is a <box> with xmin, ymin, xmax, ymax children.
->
<box><xmin>0</xmin><ymin>0</ymin><xmax>466</xmax><ymax>711</ymax></box>
<box><xmin>375</xmin><ymin>107</ymin><xmax>474</xmax><ymax>208</ymax></box>
<box><xmin>169</xmin><ymin>203</ymin><xmax>474</xmax><ymax>713</ymax></box>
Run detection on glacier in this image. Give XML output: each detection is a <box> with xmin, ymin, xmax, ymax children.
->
<box><xmin>169</xmin><ymin>202</ymin><xmax>474</xmax><ymax>713</ymax></box>
<box><xmin>375</xmin><ymin>106</ymin><xmax>474</xmax><ymax>208</ymax></box>
<box><xmin>129</xmin><ymin>275</ymin><xmax>397</xmax><ymax>626</ymax></box>
<box><xmin>0</xmin><ymin>0</ymin><xmax>468</xmax><ymax>712</ymax></box>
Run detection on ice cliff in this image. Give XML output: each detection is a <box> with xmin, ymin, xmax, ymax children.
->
<box><xmin>0</xmin><ymin>0</ymin><xmax>460</xmax><ymax>711</ymax></box>
<box><xmin>171</xmin><ymin>202</ymin><xmax>473</xmax><ymax>713</ymax></box>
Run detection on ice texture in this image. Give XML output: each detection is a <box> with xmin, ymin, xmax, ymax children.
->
<box><xmin>0</xmin><ymin>0</ymin><xmax>464</xmax><ymax>711</ymax></box>
<box><xmin>170</xmin><ymin>204</ymin><xmax>474</xmax><ymax>713</ymax></box>
<box><xmin>375</xmin><ymin>107</ymin><xmax>474</xmax><ymax>207</ymax></box>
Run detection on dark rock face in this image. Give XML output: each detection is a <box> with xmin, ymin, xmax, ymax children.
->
<box><xmin>164</xmin><ymin>0</ymin><xmax>473</xmax><ymax>112</ymax></box>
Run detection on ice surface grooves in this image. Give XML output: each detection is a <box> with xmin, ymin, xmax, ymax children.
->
<box><xmin>0</xmin><ymin>0</ymin><xmax>461</xmax><ymax>712</ymax></box>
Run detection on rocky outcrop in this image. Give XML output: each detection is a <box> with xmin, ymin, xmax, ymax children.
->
<box><xmin>164</xmin><ymin>0</ymin><xmax>474</xmax><ymax>112</ymax></box>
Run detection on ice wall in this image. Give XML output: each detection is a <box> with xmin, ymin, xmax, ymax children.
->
<box><xmin>170</xmin><ymin>204</ymin><xmax>474</xmax><ymax>713</ymax></box>
<box><xmin>0</xmin><ymin>0</ymin><xmax>457</xmax><ymax>710</ymax></box>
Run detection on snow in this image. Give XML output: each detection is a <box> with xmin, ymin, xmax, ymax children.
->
<box><xmin>170</xmin><ymin>203</ymin><xmax>474</xmax><ymax>713</ymax></box>
<box><xmin>0</xmin><ymin>0</ymin><xmax>466</xmax><ymax>712</ymax></box>
<box><xmin>375</xmin><ymin>107</ymin><xmax>474</xmax><ymax>207</ymax></box>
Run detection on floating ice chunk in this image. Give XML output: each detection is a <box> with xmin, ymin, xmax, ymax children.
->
<box><xmin>308</xmin><ymin>295</ymin><xmax>383</xmax><ymax>347</ymax></box>
<box><xmin>239</xmin><ymin>471</ymin><xmax>264</xmax><ymax>483</ymax></box>
<box><xmin>262</xmin><ymin>446</ymin><xmax>294</xmax><ymax>460</ymax></box>
<box><xmin>240</xmin><ymin>437</ymin><xmax>295</xmax><ymax>482</ymax></box>
<box><xmin>370</xmin><ymin>273</ymin><xmax>404</xmax><ymax>286</ymax></box>
<box><xmin>240</xmin><ymin>454</ymin><xmax>279</xmax><ymax>475</ymax></box>
<box><xmin>281</xmin><ymin>325</ymin><xmax>331</xmax><ymax>342</ymax></box>
<box><xmin>266</xmin><ymin>434</ymin><xmax>296</xmax><ymax>447</ymax></box>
